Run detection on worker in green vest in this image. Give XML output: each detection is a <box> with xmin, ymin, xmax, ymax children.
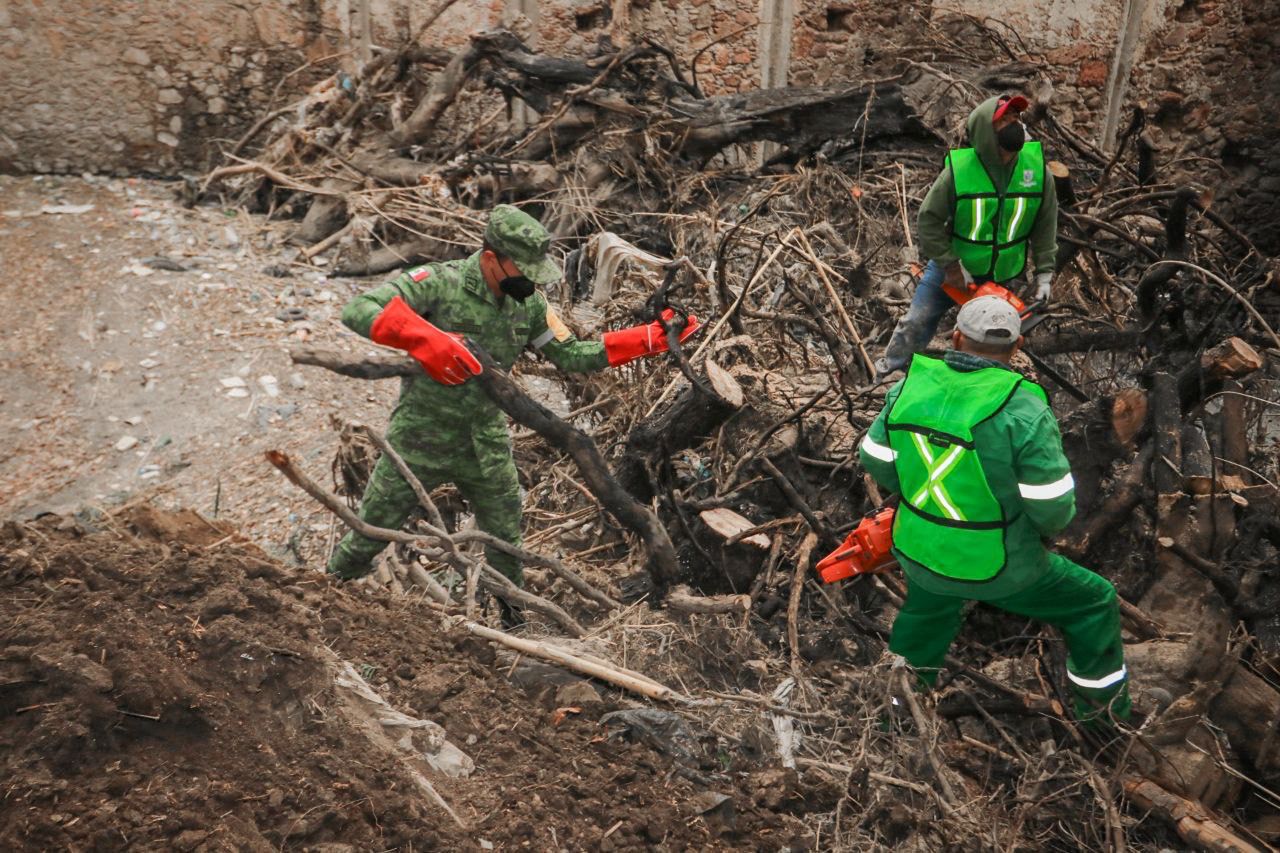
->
<box><xmin>860</xmin><ymin>296</ymin><xmax>1129</xmax><ymax>728</ymax></box>
<box><xmin>876</xmin><ymin>94</ymin><xmax>1059</xmax><ymax>378</ymax></box>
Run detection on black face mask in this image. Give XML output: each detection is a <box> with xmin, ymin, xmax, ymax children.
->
<box><xmin>996</xmin><ymin>121</ymin><xmax>1026</xmax><ymax>153</ymax></box>
<box><xmin>499</xmin><ymin>275</ymin><xmax>536</xmax><ymax>302</ymax></box>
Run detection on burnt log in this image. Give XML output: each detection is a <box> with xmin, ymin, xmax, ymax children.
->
<box><xmin>1136</xmin><ymin>186</ymin><xmax>1196</xmax><ymax>340</ymax></box>
<box><xmin>668</xmin><ymin>81</ymin><xmax>934</xmax><ymax>161</ymax></box>
<box><xmin>464</xmin><ymin>343</ymin><xmax>680</xmax><ymax>591</ymax></box>
<box><xmin>1032</xmin><ymin>328</ymin><xmax>1140</xmax><ymax>355</ymax></box>
<box><xmin>1062</xmin><ymin>444</ymin><xmax>1152</xmax><ymax>563</ymax></box>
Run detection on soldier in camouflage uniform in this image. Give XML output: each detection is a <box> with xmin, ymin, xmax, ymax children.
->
<box><xmin>328</xmin><ymin>205</ymin><xmax>697</xmax><ymax>595</ymax></box>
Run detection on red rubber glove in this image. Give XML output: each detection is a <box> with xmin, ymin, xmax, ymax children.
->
<box><xmin>602</xmin><ymin>309</ymin><xmax>701</xmax><ymax>368</ymax></box>
<box><xmin>369</xmin><ymin>296</ymin><xmax>482</xmax><ymax>386</ymax></box>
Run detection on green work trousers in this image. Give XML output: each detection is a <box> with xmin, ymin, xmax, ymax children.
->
<box><xmin>889</xmin><ymin>552</ymin><xmax>1130</xmax><ymax>725</ymax></box>
<box><xmin>328</xmin><ymin>448</ymin><xmax>523</xmax><ymax>585</ymax></box>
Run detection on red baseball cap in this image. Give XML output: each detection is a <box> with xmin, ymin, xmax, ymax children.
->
<box><xmin>993</xmin><ymin>94</ymin><xmax>1029</xmax><ymax>121</ymax></box>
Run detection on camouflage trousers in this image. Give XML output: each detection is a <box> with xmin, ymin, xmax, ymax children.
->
<box><xmin>327</xmin><ymin>435</ymin><xmax>523</xmax><ymax>585</ymax></box>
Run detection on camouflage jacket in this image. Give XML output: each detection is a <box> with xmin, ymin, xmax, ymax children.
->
<box><xmin>341</xmin><ymin>253</ymin><xmax>608</xmax><ymax>463</ymax></box>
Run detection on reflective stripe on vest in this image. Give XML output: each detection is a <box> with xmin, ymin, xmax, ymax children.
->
<box><xmin>885</xmin><ymin>356</ymin><xmax>1030</xmax><ymax>582</ymax></box>
<box><xmin>948</xmin><ymin>142</ymin><xmax>1045</xmax><ymax>282</ymax></box>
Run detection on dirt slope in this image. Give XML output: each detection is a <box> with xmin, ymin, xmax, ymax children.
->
<box><xmin>0</xmin><ymin>506</ymin><xmax>817</xmax><ymax>851</ymax></box>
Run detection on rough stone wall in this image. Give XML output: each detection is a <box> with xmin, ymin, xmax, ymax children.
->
<box><xmin>0</xmin><ymin>0</ymin><xmax>496</xmax><ymax>175</ymax></box>
<box><xmin>1124</xmin><ymin>0</ymin><xmax>1280</xmax><ymax>252</ymax></box>
<box><xmin>4</xmin><ymin>0</ymin><xmax>1278</xmax><ymax>247</ymax></box>
<box><xmin>788</xmin><ymin>1</ymin><xmax>922</xmax><ymax>87</ymax></box>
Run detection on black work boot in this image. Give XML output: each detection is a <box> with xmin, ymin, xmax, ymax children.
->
<box><xmin>498</xmin><ymin>599</ymin><xmax>526</xmax><ymax>631</ymax></box>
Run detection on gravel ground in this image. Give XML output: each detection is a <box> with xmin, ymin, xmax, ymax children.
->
<box><xmin>0</xmin><ymin>173</ymin><xmax>398</xmax><ymax>564</ymax></box>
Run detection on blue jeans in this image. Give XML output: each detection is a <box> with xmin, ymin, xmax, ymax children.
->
<box><xmin>881</xmin><ymin>260</ymin><xmax>955</xmax><ymax>373</ymax></box>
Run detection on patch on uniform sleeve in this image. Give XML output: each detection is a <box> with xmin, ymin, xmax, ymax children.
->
<box><xmin>409</xmin><ymin>266</ymin><xmax>431</xmax><ymax>282</ymax></box>
<box><xmin>545</xmin><ymin>307</ymin><xmax>572</xmax><ymax>343</ymax></box>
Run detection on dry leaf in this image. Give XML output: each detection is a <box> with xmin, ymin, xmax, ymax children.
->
<box><xmin>551</xmin><ymin>706</ymin><xmax>582</xmax><ymax>726</ymax></box>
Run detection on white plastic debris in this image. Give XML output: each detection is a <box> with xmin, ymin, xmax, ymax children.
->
<box><xmin>41</xmin><ymin>203</ymin><xmax>95</xmax><ymax>215</ymax></box>
<box><xmin>219</xmin><ymin>376</ymin><xmax>247</xmax><ymax>388</ymax></box>
<box><xmin>115</xmin><ymin>435</ymin><xmax>139</xmax><ymax>452</ymax></box>
<box><xmin>585</xmin><ymin>231</ymin><xmax>672</xmax><ymax>305</ymax></box>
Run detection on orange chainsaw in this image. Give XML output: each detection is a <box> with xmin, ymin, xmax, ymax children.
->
<box><xmin>941</xmin><ymin>277</ymin><xmax>1049</xmax><ymax>336</ymax></box>
<box><xmin>816</xmin><ymin>506</ymin><xmax>898</xmax><ymax>583</ymax></box>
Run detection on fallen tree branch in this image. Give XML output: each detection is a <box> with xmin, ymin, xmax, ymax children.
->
<box><xmin>464</xmin><ymin>622</ymin><xmax>688</xmax><ymax>703</ymax></box>
<box><xmin>464</xmin><ymin>344</ymin><xmax>681</xmax><ymax>592</ymax></box>
<box><xmin>788</xmin><ymin>532</ymin><xmax>819</xmax><ymax>676</ymax></box>
<box><xmin>1121</xmin><ymin>775</ymin><xmax>1263</xmax><ymax>853</ymax></box>
<box><xmin>358</xmin><ymin>425</ymin><xmax>621</xmax><ymax>611</ymax></box>
<box><xmin>290</xmin><ymin>343</ymin><xmax>679</xmax><ymax>592</ymax></box>
<box><xmin>292</xmin><ymin>345</ymin><xmax>417</xmax><ymax>379</ymax></box>
<box><xmin>264</xmin><ymin>450</ymin><xmax>587</xmax><ymax>636</ymax></box>
<box><xmin>1147</xmin><ymin>261</ymin><xmax>1280</xmax><ymax>352</ymax></box>
<box><xmin>393</xmin><ymin>39</ymin><xmax>485</xmax><ymax>144</ymax></box>
<box><xmin>665</xmin><ymin>585</ymin><xmax>750</xmax><ymax>616</ymax></box>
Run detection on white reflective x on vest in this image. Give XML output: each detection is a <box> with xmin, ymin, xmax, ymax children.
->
<box><xmin>908</xmin><ymin>433</ymin><xmax>965</xmax><ymax>521</ymax></box>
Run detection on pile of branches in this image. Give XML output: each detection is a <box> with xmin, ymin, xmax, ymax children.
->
<box><xmin>214</xmin><ymin>12</ymin><xmax>1280</xmax><ymax>851</ymax></box>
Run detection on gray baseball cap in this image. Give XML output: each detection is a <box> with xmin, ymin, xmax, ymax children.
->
<box><xmin>956</xmin><ymin>295</ymin><xmax>1021</xmax><ymax>345</ymax></box>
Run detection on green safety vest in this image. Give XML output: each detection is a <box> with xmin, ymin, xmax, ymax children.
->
<box><xmin>948</xmin><ymin>141</ymin><xmax>1045</xmax><ymax>282</ymax></box>
<box><xmin>885</xmin><ymin>356</ymin><xmax>1046</xmax><ymax>581</ymax></box>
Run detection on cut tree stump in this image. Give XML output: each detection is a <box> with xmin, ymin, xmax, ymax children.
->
<box><xmin>1201</xmin><ymin>337</ymin><xmax>1264</xmax><ymax>379</ymax></box>
<box><xmin>618</xmin><ymin>358</ymin><xmax>744</xmax><ymax>500</ymax></box>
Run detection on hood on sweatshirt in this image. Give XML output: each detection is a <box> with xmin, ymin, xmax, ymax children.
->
<box><xmin>965</xmin><ymin>96</ymin><xmax>1007</xmax><ymax>174</ymax></box>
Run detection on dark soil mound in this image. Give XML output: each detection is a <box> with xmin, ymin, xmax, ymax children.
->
<box><xmin>0</xmin><ymin>506</ymin><xmax>801</xmax><ymax>851</ymax></box>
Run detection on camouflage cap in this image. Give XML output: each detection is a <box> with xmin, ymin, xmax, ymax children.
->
<box><xmin>484</xmin><ymin>204</ymin><xmax>561</xmax><ymax>286</ymax></box>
